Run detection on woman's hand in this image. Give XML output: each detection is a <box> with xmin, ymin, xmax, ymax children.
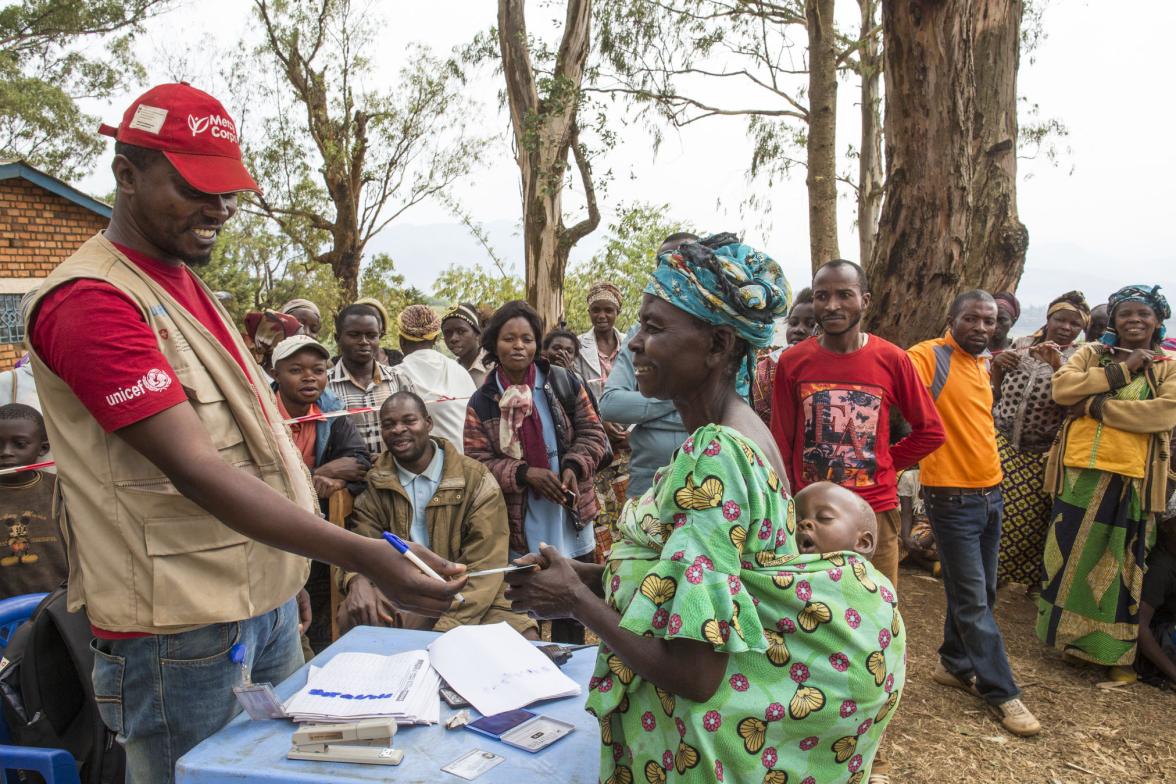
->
<box><xmin>513</xmin><ymin>548</ymin><xmax>605</xmax><ymax>597</ymax></box>
<box><xmin>605</xmin><ymin>421</ymin><xmax>630</xmax><ymax>451</ymax></box>
<box><xmin>991</xmin><ymin>350</ymin><xmax>1021</xmax><ymax>374</ymax></box>
<box><xmin>525</xmin><ymin>467</ymin><xmax>567</xmax><ymax>504</ymax></box>
<box><xmin>1122</xmin><ymin>348</ymin><xmax>1154</xmax><ymax>373</ymax></box>
<box><xmin>504</xmin><ymin>543</ymin><xmax>586</xmax><ymax>620</ymax></box>
<box><xmin>560</xmin><ymin>467</ymin><xmax>579</xmax><ymax>500</ymax></box>
<box><xmin>1029</xmin><ymin>341</ymin><xmax>1064</xmax><ymax>370</ymax></box>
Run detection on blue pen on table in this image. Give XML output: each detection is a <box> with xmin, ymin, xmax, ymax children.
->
<box><xmin>381</xmin><ymin>531</ymin><xmax>466</xmax><ymax>604</ymax></box>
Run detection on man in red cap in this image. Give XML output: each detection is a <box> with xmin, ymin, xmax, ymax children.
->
<box><xmin>24</xmin><ymin>83</ymin><xmax>467</xmax><ymax>783</ymax></box>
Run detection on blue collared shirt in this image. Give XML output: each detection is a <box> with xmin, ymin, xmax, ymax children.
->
<box><xmin>394</xmin><ymin>442</ymin><xmax>445</xmax><ymax>547</ymax></box>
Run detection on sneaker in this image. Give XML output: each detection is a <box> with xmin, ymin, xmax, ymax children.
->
<box><xmin>993</xmin><ymin>698</ymin><xmax>1040</xmax><ymax>737</ymax></box>
<box><xmin>932</xmin><ymin>661</ymin><xmax>978</xmax><ymax>695</ymax></box>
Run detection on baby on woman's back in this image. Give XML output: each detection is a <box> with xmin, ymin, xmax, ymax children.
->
<box><xmin>794</xmin><ymin>481</ymin><xmax>878</xmax><ymax>558</ymax></box>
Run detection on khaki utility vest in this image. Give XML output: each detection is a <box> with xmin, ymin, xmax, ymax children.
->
<box><xmin>25</xmin><ymin>234</ymin><xmax>312</xmax><ymax>634</ymax></box>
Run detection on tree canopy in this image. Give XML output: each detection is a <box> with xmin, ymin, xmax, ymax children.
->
<box><xmin>0</xmin><ymin>0</ymin><xmax>170</xmax><ymax>180</ymax></box>
<box><xmin>239</xmin><ymin>0</ymin><xmax>487</xmax><ymax>296</ymax></box>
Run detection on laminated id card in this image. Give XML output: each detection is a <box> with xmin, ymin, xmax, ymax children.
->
<box><xmin>466</xmin><ymin>710</ymin><xmax>575</xmax><ymax>752</ymax></box>
<box><xmin>442</xmin><ymin>750</ymin><xmax>505</xmax><ymax>780</ymax></box>
<box><xmin>232</xmin><ymin>682</ymin><xmax>287</xmax><ymax>720</ymax></box>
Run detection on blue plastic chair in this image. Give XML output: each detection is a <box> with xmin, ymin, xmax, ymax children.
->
<box><xmin>0</xmin><ymin>592</ymin><xmax>81</xmax><ymax>784</ymax></box>
<box><xmin>0</xmin><ymin>593</ymin><xmax>47</xmax><ymax>650</ymax></box>
<box><xmin>0</xmin><ymin>747</ymin><xmax>80</xmax><ymax>784</ymax></box>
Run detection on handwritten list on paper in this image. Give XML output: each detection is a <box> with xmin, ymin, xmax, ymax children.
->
<box><xmin>427</xmin><ymin>623</ymin><xmax>582</xmax><ymax>716</ymax></box>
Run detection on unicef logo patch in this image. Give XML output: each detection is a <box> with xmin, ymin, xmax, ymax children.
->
<box><xmin>143</xmin><ymin>369</ymin><xmax>172</xmax><ymax>393</ymax></box>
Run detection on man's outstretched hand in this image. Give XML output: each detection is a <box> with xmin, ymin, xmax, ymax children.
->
<box><xmin>358</xmin><ymin>539</ymin><xmax>467</xmax><ymax>617</ymax></box>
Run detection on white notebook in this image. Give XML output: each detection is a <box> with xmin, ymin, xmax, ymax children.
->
<box><xmin>283</xmin><ymin>650</ymin><xmax>441</xmax><ymax>724</ymax></box>
<box><xmin>427</xmin><ymin>623</ymin><xmax>582</xmax><ymax>716</ymax></box>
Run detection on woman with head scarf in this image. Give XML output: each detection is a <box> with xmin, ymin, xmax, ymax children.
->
<box><xmin>576</xmin><ymin>281</ymin><xmax>625</xmax><ymax>400</ymax></box>
<box><xmin>1039</xmin><ymin>284</ymin><xmax>1176</xmax><ymax>682</ymax></box>
<box><xmin>990</xmin><ymin>291</ymin><xmax>1021</xmax><ymax>354</ymax></box>
<box><xmin>575</xmin><ymin>282</ymin><xmax>634</xmax><ymax>564</ymax></box>
<box><xmin>504</xmin><ymin>235</ymin><xmax>904</xmax><ymax>783</ymax></box>
<box><xmin>280</xmin><ymin>298</ymin><xmax>322</xmax><ymax>338</ymax></box>
<box><xmin>441</xmin><ymin>303</ymin><xmax>490</xmax><ymax>385</ymax></box>
<box><xmin>990</xmin><ymin>291</ymin><xmax>1090</xmax><ymax>592</ymax></box>
<box><xmin>462</xmin><ymin>300</ymin><xmax>609</xmax><ymax>642</ymax></box>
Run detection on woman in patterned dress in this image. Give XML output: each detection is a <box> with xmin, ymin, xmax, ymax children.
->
<box><xmin>506</xmin><ymin>236</ymin><xmax>905</xmax><ymax>784</ymax></box>
<box><xmin>1038</xmin><ymin>284</ymin><xmax>1176</xmax><ymax>682</ymax></box>
<box><xmin>990</xmin><ymin>291</ymin><xmax>1090</xmax><ymax>591</ymax></box>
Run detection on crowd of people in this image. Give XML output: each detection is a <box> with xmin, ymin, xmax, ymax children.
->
<box><xmin>1</xmin><ymin>82</ymin><xmax>1175</xmax><ymax>784</ymax></box>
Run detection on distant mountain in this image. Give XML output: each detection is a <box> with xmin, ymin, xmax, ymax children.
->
<box><xmin>362</xmin><ymin>225</ymin><xmax>1174</xmax><ymax>336</ymax></box>
<box><xmin>1013</xmin><ymin>242</ymin><xmax>1174</xmax><ymax>336</ymax></box>
<box><xmin>1017</xmin><ymin>242</ymin><xmax>1174</xmax><ymax>306</ymax></box>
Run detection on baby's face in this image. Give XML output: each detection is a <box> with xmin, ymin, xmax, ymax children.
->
<box><xmin>794</xmin><ymin>482</ymin><xmax>876</xmax><ymax>558</ymax></box>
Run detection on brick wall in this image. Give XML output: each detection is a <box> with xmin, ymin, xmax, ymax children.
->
<box><xmin>0</xmin><ymin>178</ymin><xmax>108</xmax><ymax>278</ymax></box>
<box><xmin>0</xmin><ymin>177</ymin><xmax>108</xmax><ymax>370</ymax></box>
<box><xmin>0</xmin><ymin>344</ymin><xmax>20</xmax><ymax>369</ymax></box>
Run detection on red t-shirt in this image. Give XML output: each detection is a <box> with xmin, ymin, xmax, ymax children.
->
<box><xmin>30</xmin><ymin>242</ymin><xmax>251</xmax><ymax>432</ymax></box>
<box><xmin>770</xmin><ymin>335</ymin><xmax>945</xmax><ymax>512</ymax></box>
<box><xmin>30</xmin><ymin>241</ymin><xmax>255</xmax><ymax>638</ymax></box>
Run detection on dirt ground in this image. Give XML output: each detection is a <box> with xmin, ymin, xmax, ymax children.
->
<box><xmin>559</xmin><ymin>565</ymin><xmax>1176</xmax><ymax>783</ymax></box>
<box><xmin>882</xmin><ymin>567</ymin><xmax>1176</xmax><ymax>784</ymax></box>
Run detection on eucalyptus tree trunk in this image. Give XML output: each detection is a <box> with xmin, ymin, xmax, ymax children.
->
<box><xmin>866</xmin><ymin>0</ymin><xmax>1028</xmax><ymax>346</ymax></box>
<box><xmin>857</xmin><ymin>0</ymin><xmax>884</xmax><ymax>267</ymax></box>
<box><xmin>498</xmin><ymin>0</ymin><xmax>600</xmax><ymax>329</ymax></box>
<box><xmin>805</xmin><ymin>0</ymin><xmax>840</xmax><ymax>272</ymax></box>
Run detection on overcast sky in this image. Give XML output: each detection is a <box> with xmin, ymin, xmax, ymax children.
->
<box><xmin>75</xmin><ymin>0</ymin><xmax>1175</xmax><ymax>310</ymax></box>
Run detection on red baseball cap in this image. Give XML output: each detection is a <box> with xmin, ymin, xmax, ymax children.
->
<box><xmin>100</xmin><ymin>82</ymin><xmax>261</xmax><ymax>195</ymax></box>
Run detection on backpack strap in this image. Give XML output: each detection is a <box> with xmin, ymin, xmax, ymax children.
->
<box><xmin>547</xmin><ymin>365</ymin><xmax>581</xmax><ymax>423</ymax></box>
<box><xmin>546</xmin><ymin>364</ymin><xmax>612</xmax><ymax>471</ymax></box>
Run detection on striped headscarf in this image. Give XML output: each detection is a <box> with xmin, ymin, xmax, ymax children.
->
<box><xmin>587</xmin><ymin>281</ymin><xmax>623</xmax><ymax>310</ymax></box>
<box><xmin>994</xmin><ymin>291</ymin><xmax>1021</xmax><ymax>322</ymax></box>
<box><xmin>1027</xmin><ymin>291</ymin><xmax>1090</xmax><ymax>344</ymax></box>
<box><xmin>644</xmin><ymin>233</ymin><xmax>791</xmax><ymax>396</ymax></box>
<box><xmin>442</xmin><ymin>303</ymin><xmax>482</xmax><ymax>333</ymax></box>
<box><xmin>1103</xmin><ymin>284</ymin><xmax>1171</xmax><ymax>344</ymax></box>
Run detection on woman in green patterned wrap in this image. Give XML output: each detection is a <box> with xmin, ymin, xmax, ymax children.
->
<box><xmin>505</xmin><ymin>235</ymin><xmax>905</xmax><ymax>784</ymax></box>
<box><xmin>1039</xmin><ymin>284</ymin><xmax>1176</xmax><ymax>682</ymax></box>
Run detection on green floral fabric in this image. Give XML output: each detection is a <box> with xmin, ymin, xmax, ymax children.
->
<box><xmin>586</xmin><ymin>425</ymin><xmax>905</xmax><ymax>784</ymax></box>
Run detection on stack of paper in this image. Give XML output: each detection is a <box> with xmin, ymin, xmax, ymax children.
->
<box><xmin>284</xmin><ymin>650</ymin><xmax>440</xmax><ymax>725</ymax></box>
<box><xmin>428</xmin><ymin>623</ymin><xmax>582</xmax><ymax>716</ymax></box>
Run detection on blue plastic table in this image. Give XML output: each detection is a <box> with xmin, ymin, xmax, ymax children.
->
<box><xmin>175</xmin><ymin>627</ymin><xmax>601</xmax><ymax>783</ymax></box>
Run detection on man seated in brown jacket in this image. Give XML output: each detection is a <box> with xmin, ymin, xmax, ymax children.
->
<box><xmin>339</xmin><ymin>391</ymin><xmax>537</xmax><ymax>637</ymax></box>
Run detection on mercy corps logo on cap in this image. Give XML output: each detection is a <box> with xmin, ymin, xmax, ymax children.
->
<box><xmin>99</xmin><ymin>82</ymin><xmax>261</xmax><ymax>196</ymax></box>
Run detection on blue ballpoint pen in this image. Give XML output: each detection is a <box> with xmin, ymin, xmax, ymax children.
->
<box><xmin>382</xmin><ymin>531</ymin><xmax>465</xmax><ymax>604</ymax></box>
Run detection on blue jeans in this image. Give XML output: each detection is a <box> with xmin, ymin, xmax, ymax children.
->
<box><xmin>925</xmin><ymin>488</ymin><xmax>1020</xmax><ymax>705</ymax></box>
<box><xmin>91</xmin><ymin>598</ymin><xmax>303</xmax><ymax>784</ymax></box>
